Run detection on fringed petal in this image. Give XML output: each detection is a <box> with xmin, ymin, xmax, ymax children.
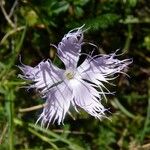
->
<box><xmin>57</xmin><ymin>26</ymin><xmax>84</xmax><ymax>69</ymax></box>
<box><xmin>36</xmin><ymin>81</ymin><xmax>72</xmax><ymax>127</ymax></box>
<box><xmin>77</xmin><ymin>51</ymin><xmax>132</xmax><ymax>100</ymax></box>
<box><xmin>78</xmin><ymin>51</ymin><xmax>132</xmax><ymax>84</ymax></box>
<box><xmin>19</xmin><ymin>60</ymin><xmax>65</xmax><ymax>93</ymax></box>
<box><xmin>70</xmin><ymin>78</ymin><xmax>106</xmax><ymax>119</ymax></box>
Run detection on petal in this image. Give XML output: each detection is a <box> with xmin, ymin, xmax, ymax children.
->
<box><xmin>18</xmin><ymin>63</ymin><xmax>39</xmax><ymax>80</ymax></box>
<box><xmin>19</xmin><ymin>60</ymin><xmax>65</xmax><ymax>93</ymax></box>
<box><xmin>57</xmin><ymin>26</ymin><xmax>84</xmax><ymax>69</ymax></box>
<box><xmin>77</xmin><ymin>51</ymin><xmax>132</xmax><ymax>100</ymax></box>
<box><xmin>36</xmin><ymin>81</ymin><xmax>72</xmax><ymax>127</ymax></box>
<box><xmin>70</xmin><ymin>79</ymin><xmax>106</xmax><ymax>119</ymax></box>
<box><xmin>78</xmin><ymin>51</ymin><xmax>132</xmax><ymax>84</ymax></box>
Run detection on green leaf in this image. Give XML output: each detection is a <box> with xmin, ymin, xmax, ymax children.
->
<box><xmin>86</xmin><ymin>13</ymin><xmax>120</xmax><ymax>30</ymax></box>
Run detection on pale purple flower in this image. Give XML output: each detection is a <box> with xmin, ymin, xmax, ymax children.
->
<box><xmin>19</xmin><ymin>26</ymin><xmax>132</xmax><ymax>127</ymax></box>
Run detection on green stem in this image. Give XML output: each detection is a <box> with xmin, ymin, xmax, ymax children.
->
<box><xmin>28</xmin><ymin>128</ymin><xmax>59</xmax><ymax>150</ymax></box>
<box><xmin>10</xmin><ymin>24</ymin><xmax>27</xmax><ymax>67</ymax></box>
<box><xmin>114</xmin><ymin>98</ymin><xmax>135</xmax><ymax>119</ymax></box>
<box><xmin>14</xmin><ymin>118</ymin><xmax>84</xmax><ymax>150</ymax></box>
<box><xmin>0</xmin><ymin>25</ymin><xmax>27</xmax><ymax>79</ymax></box>
<box><xmin>3</xmin><ymin>25</ymin><xmax>27</xmax><ymax>150</ymax></box>
<box><xmin>123</xmin><ymin>24</ymin><xmax>132</xmax><ymax>52</ymax></box>
<box><xmin>6</xmin><ymin>90</ymin><xmax>14</xmax><ymax>150</ymax></box>
<box><xmin>140</xmin><ymin>78</ymin><xmax>150</xmax><ymax>143</ymax></box>
<box><xmin>0</xmin><ymin>26</ymin><xmax>25</xmax><ymax>45</ymax></box>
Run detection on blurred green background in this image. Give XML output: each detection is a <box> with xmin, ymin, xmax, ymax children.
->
<box><xmin>0</xmin><ymin>0</ymin><xmax>150</xmax><ymax>149</ymax></box>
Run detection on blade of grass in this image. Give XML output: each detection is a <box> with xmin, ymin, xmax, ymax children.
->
<box><xmin>0</xmin><ymin>26</ymin><xmax>25</xmax><ymax>45</ymax></box>
<box><xmin>5</xmin><ymin>90</ymin><xmax>15</xmax><ymax>150</ymax></box>
<box><xmin>14</xmin><ymin>118</ymin><xmax>59</xmax><ymax>149</ymax></box>
<box><xmin>123</xmin><ymin>24</ymin><xmax>133</xmax><ymax>53</ymax></box>
<box><xmin>0</xmin><ymin>24</ymin><xmax>27</xmax><ymax>80</ymax></box>
<box><xmin>113</xmin><ymin>98</ymin><xmax>135</xmax><ymax>119</ymax></box>
<box><xmin>140</xmin><ymin>78</ymin><xmax>150</xmax><ymax>142</ymax></box>
<box><xmin>2</xmin><ymin>26</ymin><xmax>27</xmax><ymax>150</ymax></box>
<box><xmin>28</xmin><ymin>128</ymin><xmax>59</xmax><ymax>150</ymax></box>
<box><xmin>9</xmin><ymin>24</ymin><xmax>27</xmax><ymax>67</ymax></box>
<box><xmin>0</xmin><ymin>123</ymin><xmax>8</xmax><ymax>144</ymax></box>
<box><xmin>14</xmin><ymin>118</ymin><xmax>84</xmax><ymax>150</ymax></box>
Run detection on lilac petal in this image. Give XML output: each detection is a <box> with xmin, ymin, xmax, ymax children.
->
<box><xmin>57</xmin><ymin>26</ymin><xmax>84</xmax><ymax>69</ymax></box>
<box><xmin>78</xmin><ymin>51</ymin><xmax>132</xmax><ymax>84</ymax></box>
<box><xmin>77</xmin><ymin>51</ymin><xmax>132</xmax><ymax>101</ymax></box>
<box><xmin>70</xmin><ymin>79</ymin><xmax>106</xmax><ymax>119</ymax></box>
<box><xmin>19</xmin><ymin>60</ymin><xmax>65</xmax><ymax>93</ymax></box>
<box><xmin>36</xmin><ymin>81</ymin><xmax>72</xmax><ymax>127</ymax></box>
<box><xmin>18</xmin><ymin>63</ymin><xmax>39</xmax><ymax>80</ymax></box>
<box><xmin>92</xmin><ymin>51</ymin><xmax>132</xmax><ymax>75</ymax></box>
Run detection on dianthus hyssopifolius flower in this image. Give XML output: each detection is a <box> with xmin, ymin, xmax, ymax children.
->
<box><xmin>18</xmin><ymin>26</ymin><xmax>132</xmax><ymax>127</ymax></box>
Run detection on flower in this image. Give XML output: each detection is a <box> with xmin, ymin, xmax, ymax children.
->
<box><xmin>18</xmin><ymin>26</ymin><xmax>132</xmax><ymax>127</ymax></box>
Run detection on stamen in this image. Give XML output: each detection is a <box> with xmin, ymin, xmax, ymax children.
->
<box><xmin>64</xmin><ymin>70</ymin><xmax>75</xmax><ymax>80</ymax></box>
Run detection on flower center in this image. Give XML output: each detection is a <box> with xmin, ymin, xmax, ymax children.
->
<box><xmin>64</xmin><ymin>70</ymin><xmax>75</xmax><ymax>80</ymax></box>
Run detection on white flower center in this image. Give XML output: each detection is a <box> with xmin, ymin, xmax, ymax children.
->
<box><xmin>64</xmin><ymin>70</ymin><xmax>75</xmax><ymax>80</ymax></box>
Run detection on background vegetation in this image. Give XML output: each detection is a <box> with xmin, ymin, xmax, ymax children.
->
<box><xmin>0</xmin><ymin>0</ymin><xmax>150</xmax><ymax>149</ymax></box>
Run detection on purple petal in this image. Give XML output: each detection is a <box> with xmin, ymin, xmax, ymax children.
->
<box><xmin>78</xmin><ymin>51</ymin><xmax>132</xmax><ymax>83</ymax></box>
<box><xmin>36</xmin><ymin>81</ymin><xmax>72</xmax><ymax>127</ymax></box>
<box><xmin>77</xmin><ymin>51</ymin><xmax>132</xmax><ymax>100</ymax></box>
<box><xmin>57</xmin><ymin>26</ymin><xmax>84</xmax><ymax>69</ymax></box>
<box><xmin>19</xmin><ymin>60</ymin><xmax>65</xmax><ymax>92</ymax></box>
<box><xmin>70</xmin><ymin>78</ymin><xmax>106</xmax><ymax>119</ymax></box>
